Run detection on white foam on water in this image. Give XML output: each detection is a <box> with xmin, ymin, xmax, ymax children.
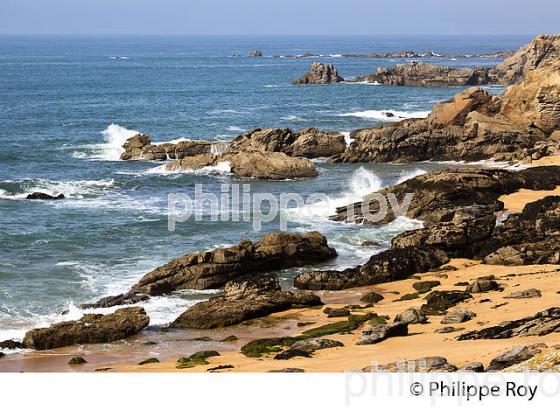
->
<box><xmin>286</xmin><ymin>167</ymin><xmax>382</xmax><ymax>222</ymax></box>
<box><xmin>341</xmin><ymin>131</ymin><xmax>354</xmax><ymax>146</ymax></box>
<box><xmin>226</xmin><ymin>126</ymin><xmax>243</xmax><ymax>132</ymax></box>
<box><xmin>280</xmin><ymin>114</ymin><xmax>305</xmax><ymax>122</ymax></box>
<box><xmin>0</xmin><ymin>179</ymin><xmax>115</xmax><ymax>200</ymax></box>
<box><xmin>144</xmin><ymin>161</ymin><xmax>232</xmax><ymax>177</ymax></box>
<box><xmin>338</xmin><ymin>109</ymin><xmax>430</xmax><ymax>122</ymax></box>
<box><xmin>75</xmin><ymin>124</ymin><xmax>140</xmax><ymax>161</ymax></box>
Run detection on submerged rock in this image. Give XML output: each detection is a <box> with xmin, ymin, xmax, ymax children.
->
<box><xmin>22</xmin><ymin>307</ymin><xmax>150</xmax><ymax>350</ymax></box>
<box><xmin>26</xmin><ymin>192</ymin><xmax>65</xmax><ymax>200</ymax></box>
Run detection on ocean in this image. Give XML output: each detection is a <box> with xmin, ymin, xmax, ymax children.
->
<box><xmin>0</xmin><ymin>34</ymin><xmax>531</xmax><ymax>345</ymax></box>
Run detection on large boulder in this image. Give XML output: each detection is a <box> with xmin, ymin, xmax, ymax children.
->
<box><xmin>170</xmin><ymin>273</ymin><xmax>322</xmax><ymax>329</ymax></box>
<box><xmin>357</xmin><ymin>322</ymin><xmax>408</xmax><ymax>345</ymax></box>
<box><xmin>293</xmin><ymin>62</ymin><xmax>344</xmax><ymax>85</ymax></box>
<box><xmin>133</xmin><ymin>231</ymin><xmax>336</xmax><ymax>296</ymax></box>
<box><xmin>22</xmin><ymin>307</ymin><xmax>149</xmax><ymax>350</ymax></box>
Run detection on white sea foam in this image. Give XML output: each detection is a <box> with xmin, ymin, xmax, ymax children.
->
<box><xmin>0</xmin><ymin>179</ymin><xmax>115</xmax><ymax>200</ymax></box>
<box><xmin>227</xmin><ymin>126</ymin><xmax>243</xmax><ymax>132</ymax></box>
<box><xmin>341</xmin><ymin>131</ymin><xmax>354</xmax><ymax>146</ymax></box>
<box><xmin>286</xmin><ymin>167</ymin><xmax>382</xmax><ymax>222</ymax></box>
<box><xmin>338</xmin><ymin>109</ymin><xmax>430</xmax><ymax>122</ymax></box>
<box><xmin>144</xmin><ymin>161</ymin><xmax>232</xmax><ymax>176</ymax></box>
<box><xmin>74</xmin><ymin>123</ymin><xmax>139</xmax><ymax>161</ymax></box>
<box><xmin>280</xmin><ymin>114</ymin><xmax>305</xmax><ymax>122</ymax></box>
<box><xmin>344</xmin><ymin>80</ymin><xmax>381</xmax><ymax>86</ymax></box>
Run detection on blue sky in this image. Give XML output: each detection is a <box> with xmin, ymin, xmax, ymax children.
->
<box><xmin>0</xmin><ymin>0</ymin><xmax>558</xmax><ymax>35</ymax></box>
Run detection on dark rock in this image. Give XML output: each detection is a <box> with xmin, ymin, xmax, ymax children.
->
<box><xmin>274</xmin><ymin>349</ymin><xmax>312</xmax><ymax>360</ymax></box>
<box><xmin>466</xmin><ymin>279</ymin><xmax>500</xmax><ymax>293</ymax></box>
<box><xmin>207</xmin><ymin>364</ymin><xmax>234</xmax><ymax>371</ymax></box>
<box><xmin>395</xmin><ymin>292</ymin><xmax>420</xmax><ymax>302</ymax></box>
<box><xmin>454</xmin><ymin>282</ymin><xmax>470</xmax><ymax>287</ymax></box>
<box><xmin>441</xmin><ymin>308</ymin><xmax>476</xmax><ymax>324</ymax></box>
<box><xmin>26</xmin><ymin>192</ymin><xmax>65</xmax><ymax>200</ymax></box>
<box><xmin>136</xmin><ymin>231</ymin><xmax>336</xmax><ymax>295</ymax></box>
<box><xmin>249</xmin><ymin>50</ymin><xmax>263</xmax><ymax>57</ymax></box>
<box><xmin>413</xmin><ymin>280</ymin><xmax>441</xmax><ymax>294</ymax></box>
<box><xmin>325</xmin><ymin>308</ymin><xmax>350</xmax><ymax>318</ymax></box>
<box><xmin>291</xmin><ymin>338</ymin><xmax>344</xmax><ymax>353</ymax></box>
<box><xmin>487</xmin><ymin>345</ymin><xmax>541</xmax><ymax>371</ymax></box>
<box><xmin>0</xmin><ymin>340</ymin><xmax>24</xmax><ymax>349</ymax></box>
<box><xmin>176</xmin><ymin>351</ymin><xmax>220</xmax><ymax>369</ymax></box>
<box><xmin>301</xmin><ymin>321</ymin><xmax>359</xmax><ymax>339</ymax></box>
<box><xmin>171</xmin><ymin>273</ymin><xmax>322</xmax><ymax>329</ymax></box>
<box><xmin>504</xmin><ymin>288</ymin><xmax>542</xmax><ymax>299</ymax></box>
<box><xmin>351</xmin><ymin>61</ymin><xmax>494</xmax><ymax>87</ymax></box>
<box><xmin>138</xmin><ymin>357</ymin><xmax>160</xmax><ymax>365</ymax></box>
<box><xmin>360</xmin><ymin>292</ymin><xmax>384</xmax><ymax>304</ymax></box>
<box><xmin>357</xmin><ymin>322</ymin><xmax>408</xmax><ymax>345</ymax></box>
<box><xmin>457</xmin><ymin>307</ymin><xmax>560</xmax><ymax>340</ymax></box>
<box><xmin>361</xmin><ymin>240</ymin><xmax>381</xmax><ymax>247</ymax></box>
<box><xmin>221</xmin><ymin>335</ymin><xmax>238</xmax><ymax>343</ymax></box>
<box><xmin>394</xmin><ymin>308</ymin><xmax>428</xmax><ymax>325</ymax></box>
<box><xmin>22</xmin><ymin>307</ymin><xmax>150</xmax><ymax>350</ymax></box>
<box><xmin>68</xmin><ymin>356</ymin><xmax>87</xmax><ymax>365</ymax></box>
<box><xmin>294</xmin><ymin>247</ymin><xmax>448</xmax><ymax>290</ymax></box>
<box><xmin>434</xmin><ymin>326</ymin><xmax>464</xmax><ymax>334</ymax></box>
<box><xmin>459</xmin><ymin>362</ymin><xmax>485</xmax><ymax>372</ymax></box>
<box><xmin>293</xmin><ymin>62</ymin><xmax>344</xmax><ymax>84</ymax></box>
<box><xmin>420</xmin><ymin>291</ymin><xmax>473</xmax><ymax>315</ymax></box>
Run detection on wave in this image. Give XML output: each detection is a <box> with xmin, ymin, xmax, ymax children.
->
<box><xmin>338</xmin><ymin>109</ymin><xmax>430</xmax><ymax>122</ymax></box>
<box><xmin>285</xmin><ymin>167</ymin><xmax>382</xmax><ymax>222</ymax></box>
<box><xmin>280</xmin><ymin>115</ymin><xmax>305</xmax><ymax>122</ymax></box>
<box><xmin>226</xmin><ymin>126</ymin><xmax>243</xmax><ymax>132</ymax></box>
<box><xmin>208</xmin><ymin>108</ymin><xmax>247</xmax><ymax>115</ymax></box>
<box><xmin>0</xmin><ymin>179</ymin><xmax>115</xmax><ymax>200</ymax></box>
<box><xmin>344</xmin><ymin>81</ymin><xmax>381</xmax><ymax>86</ymax></box>
<box><xmin>144</xmin><ymin>161</ymin><xmax>232</xmax><ymax>176</ymax></box>
<box><xmin>72</xmin><ymin>124</ymin><xmax>139</xmax><ymax>161</ymax></box>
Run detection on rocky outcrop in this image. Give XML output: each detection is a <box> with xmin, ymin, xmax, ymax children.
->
<box><xmin>351</xmin><ymin>62</ymin><xmax>494</xmax><ymax>87</ymax></box>
<box><xmin>293</xmin><ymin>62</ymin><xmax>344</xmax><ymax>85</ymax></box>
<box><xmin>495</xmin><ymin>34</ymin><xmax>560</xmax><ymax>85</ymax></box>
<box><xmin>294</xmin><ymin>246</ymin><xmax>448</xmax><ymax>291</ymax></box>
<box><xmin>457</xmin><ymin>307</ymin><xmax>560</xmax><ymax>340</ymax></box>
<box><xmin>165</xmin><ymin>149</ymin><xmax>319</xmax><ymax>179</ymax></box>
<box><xmin>394</xmin><ymin>308</ymin><xmax>428</xmax><ymax>325</ymax></box>
<box><xmin>120</xmin><ymin>134</ymin><xmax>212</xmax><ymax>161</ymax></box>
<box><xmin>420</xmin><ymin>291</ymin><xmax>473</xmax><ymax>315</ymax></box>
<box><xmin>229</xmin><ymin>127</ymin><xmax>346</xmax><ymax>159</ymax></box>
<box><xmin>22</xmin><ymin>307</ymin><xmax>149</xmax><ymax>350</ymax></box>
<box><xmin>441</xmin><ymin>308</ymin><xmax>476</xmax><ymax>324</ymax></box>
<box><xmin>505</xmin><ymin>350</ymin><xmax>560</xmax><ymax>372</ymax></box>
<box><xmin>83</xmin><ymin>232</ymin><xmax>336</xmax><ymax>309</ymax></box>
<box><xmin>133</xmin><ymin>231</ymin><xmax>336</xmax><ymax>296</ymax></box>
<box><xmin>170</xmin><ymin>273</ymin><xmax>322</xmax><ymax>329</ymax></box>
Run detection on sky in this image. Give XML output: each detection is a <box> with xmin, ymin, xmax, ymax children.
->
<box><xmin>0</xmin><ymin>0</ymin><xmax>558</xmax><ymax>36</ymax></box>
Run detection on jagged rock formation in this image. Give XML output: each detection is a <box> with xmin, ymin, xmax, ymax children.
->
<box><xmin>292</xmin><ymin>62</ymin><xmax>344</xmax><ymax>84</ymax></box>
<box><xmin>120</xmin><ymin>134</ymin><xmax>211</xmax><ymax>161</ymax></box>
<box><xmin>295</xmin><ymin>167</ymin><xmax>560</xmax><ymax>291</ymax></box>
<box><xmin>170</xmin><ymin>273</ymin><xmax>322</xmax><ymax>329</ymax></box>
<box><xmin>249</xmin><ymin>50</ymin><xmax>263</xmax><ymax>57</ymax></box>
<box><xmin>22</xmin><ymin>307</ymin><xmax>149</xmax><ymax>350</ymax></box>
<box><xmin>84</xmin><ymin>232</ymin><xmax>336</xmax><ymax>308</ymax></box>
<box><xmin>352</xmin><ymin>62</ymin><xmax>494</xmax><ymax>87</ymax></box>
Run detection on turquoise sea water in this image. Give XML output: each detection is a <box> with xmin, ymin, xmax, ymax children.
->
<box><xmin>0</xmin><ymin>35</ymin><xmax>531</xmax><ymax>344</ymax></box>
